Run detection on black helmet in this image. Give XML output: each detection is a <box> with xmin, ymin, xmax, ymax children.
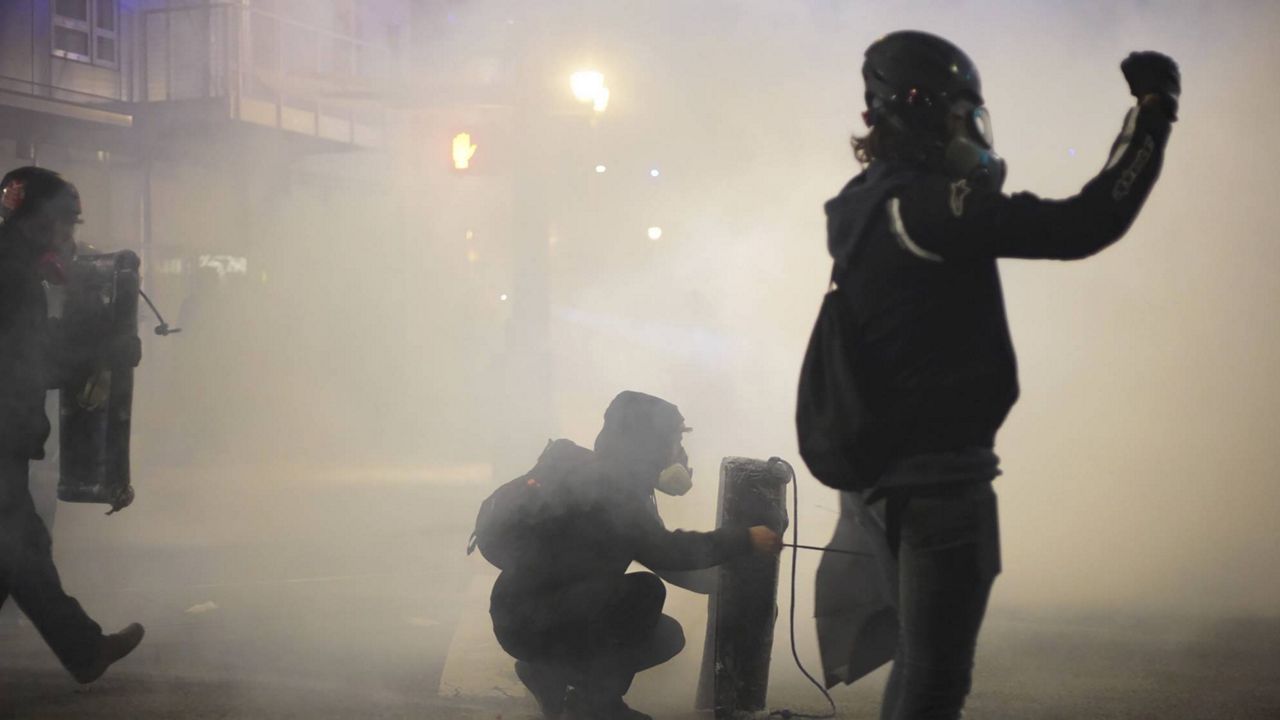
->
<box><xmin>862</xmin><ymin>30</ymin><xmax>983</xmax><ymax>130</ymax></box>
<box><xmin>0</xmin><ymin>166</ymin><xmax>81</xmax><ymax>224</ymax></box>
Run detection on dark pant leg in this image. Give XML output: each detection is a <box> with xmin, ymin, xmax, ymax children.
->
<box><xmin>588</xmin><ymin>610</ymin><xmax>685</xmax><ymax>699</ymax></box>
<box><xmin>0</xmin><ymin>457</ymin><xmax>102</xmax><ymax>673</ymax></box>
<box><xmin>880</xmin><ymin>482</ymin><xmax>1000</xmax><ymax>720</ymax></box>
<box><xmin>625</xmin><ymin>613</ymin><xmax>685</xmax><ymax>675</ymax></box>
<box><xmin>559</xmin><ymin>572</ymin><xmax>681</xmax><ymax>700</ymax></box>
<box><xmin>492</xmin><ymin>571</ymin><xmax>683</xmax><ymax>701</ymax></box>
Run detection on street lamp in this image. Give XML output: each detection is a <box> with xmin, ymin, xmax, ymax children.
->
<box><xmin>570</xmin><ymin>70</ymin><xmax>609</xmax><ymax>113</ymax></box>
<box><xmin>591</xmin><ymin>86</ymin><xmax>610</xmax><ymax>112</ymax></box>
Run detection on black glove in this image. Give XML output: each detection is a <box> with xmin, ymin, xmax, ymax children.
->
<box><xmin>1122</xmin><ymin>51</ymin><xmax>1180</xmax><ymax>120</ymax></box>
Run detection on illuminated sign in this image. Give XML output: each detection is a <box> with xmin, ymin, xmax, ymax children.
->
<box><xmin>198</xmin><ymin>254</ymin><xmax>248</xmax><ymax>276</ymax></box>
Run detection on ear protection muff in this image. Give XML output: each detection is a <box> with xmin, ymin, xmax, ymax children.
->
<box><xmin>0</xmin><ymin>178</ymin><xmax>27</xmax><ymax>221</ymax></box>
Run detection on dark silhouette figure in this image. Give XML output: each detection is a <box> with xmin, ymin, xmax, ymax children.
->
<box><xmin>809</xmin><ymin>32</ymin><xmax>1179</xmax><ymax>720</ymax></box>
<box><xmin>489</xmin><ymin>391</ymin><xmax>780</xmax><ymax>720</ymax></box>
<box><xmin>0</xmin><ymin>167</ymin><xmax>144</xmax><ymax>683</ymax></box>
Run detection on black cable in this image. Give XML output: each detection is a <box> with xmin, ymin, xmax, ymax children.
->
<box><xmin>138</xmin><ymin>289</ymin><xmax>181</xmax><ymax>336</ymax></box>
<box><xmin>766</xmin><ymin>457</ymin><xmax>837</xmax><ymax>720</ymax></box>
<box><xmin>783</xmin><ymin>542</ymin><xmax>870</xmax><ymax>557</ymax></box>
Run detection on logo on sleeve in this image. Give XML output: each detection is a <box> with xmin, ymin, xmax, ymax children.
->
<box><xmin>1112</xmin><ymin>136</ymin><xmax>1155</xmax><ymax>200</ymax></box>
<box><xmin>948</xmin><ymin>179</ymin><xmax>971</xmax><ymax>218</ymax></box>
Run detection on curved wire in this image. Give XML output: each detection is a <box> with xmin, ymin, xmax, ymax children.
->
<box><xmin>767</xmin><ymin>457</ymin><xmax>836</xmax><ymax>720</ymax></box>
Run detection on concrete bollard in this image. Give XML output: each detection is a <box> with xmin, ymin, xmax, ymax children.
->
<box><xmin>696</xmin><ymin>456</ymin><xmax>791</xmax><ymax>718</ymax></box>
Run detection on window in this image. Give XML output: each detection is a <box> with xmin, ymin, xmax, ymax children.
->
<box><xmin>53</xmin><ymin>0</ymin><xmax>119</xmax><ymax>68</ymax></box>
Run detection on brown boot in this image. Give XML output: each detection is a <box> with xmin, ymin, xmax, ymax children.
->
<box><xmin>71</xmin><ymin>623</ymin><xmax>145</xmax><ymax>684</ymax></box>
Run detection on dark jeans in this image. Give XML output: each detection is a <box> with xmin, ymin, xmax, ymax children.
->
<box><xmin>0</xmin><ymin>456</ymin><xmax>102</xmax><ymax>673</ymax></box>
<box><xmin>491</xmin><ymin>571</ymin><xmax>686</xmax><ymax>701</ymax></box>
<box><xmin>880</xmin><ymin>481</ymin><xmax>1001</xmax><ymax>720</ymax></box>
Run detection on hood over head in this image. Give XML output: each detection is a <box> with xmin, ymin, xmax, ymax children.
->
<box><xmin>594</xmin><ymin>391</ymin><xmax>689</xmax><ymax>483</ymax></box>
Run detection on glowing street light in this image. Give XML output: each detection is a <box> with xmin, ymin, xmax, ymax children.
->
<box><xmin>595</xmin><ymin>164</ymin><xmax>607</xmax><ymax>174</ymax></box>
<box><xmin>570</xmin><ymin>71</ymin><xmax>604</xmax><ymax>102</ymax></box>
<box><xmin>570</xmin><ymin>70</ymin><xmax>609</xmax><ymax>113</ymax></box>
<box><xmin>647</xmin><ymin>226</ymin><xmax>663</xmax><ymax>241</ymax></box>
<box><xmin>592</xmin><ymin>86</ymin><xmax>610</xmax><ymax>112</ymax></box>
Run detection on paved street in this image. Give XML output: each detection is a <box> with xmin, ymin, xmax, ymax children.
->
<box><xmin>0</xmin><ymin>464</ymin><xmax>486</xmax><ymax>719</ymax></box>
<box><xmin>2</xmin><ymin>464</ymin><xmax>1278</xmax><ymax>719</ymax></box>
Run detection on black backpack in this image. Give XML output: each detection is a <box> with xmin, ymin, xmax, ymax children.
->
<box><xmin>795</xmin><ymin>279</ymin><xmax>895</xmax><ymax>492</ymax></box>
<box><xmin>467</xmin><ymin>439</ymin><xmax>594</xmax><ymax>570</ymax></box>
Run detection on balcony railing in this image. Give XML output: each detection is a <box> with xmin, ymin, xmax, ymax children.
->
<box><xmin>142</xmin><ymin>3</ymin><xmax>392</xmax><ymax>147</ymax></box>
<box><xmin>0</xmin><ymin>74</ymin><xmax>134</xmax><ymax>127</ymax></box>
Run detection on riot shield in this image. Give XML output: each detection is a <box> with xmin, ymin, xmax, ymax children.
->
<box><xmin>57</xmin><ymin>250</ymin><xmax>140</xmax><ymax>512</ymax></box>
<box><xmin>696</xmin><ymin>456</ymin><xmax>791</xmax><ymax>717</ymax></box>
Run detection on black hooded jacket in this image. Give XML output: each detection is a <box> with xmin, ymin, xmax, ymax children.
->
<box><xmin>493</xmin><ymin>393</ymin><xmax>750</xmax><ymax>597</ymax></box>
<box><xmin>0</xmin><ymin>229</ymin><xmax>58</xmax><ymax>460</ymax></box>
<box><xmin>827</xmin><ymin>103</ymin><xmax>1172</xmax><ymax>463</ymax></box>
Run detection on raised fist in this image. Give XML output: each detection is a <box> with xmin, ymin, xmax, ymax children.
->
<box><xmin>1122</xmin><ymin>51</ymin><xmax>1180</xmax><ymax>120</ymax></box>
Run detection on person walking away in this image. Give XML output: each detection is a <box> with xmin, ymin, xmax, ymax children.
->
<box><xmin>0</xmin><ymin>166</ymin><xmax>145</xmax><ymax>683</ymax></box>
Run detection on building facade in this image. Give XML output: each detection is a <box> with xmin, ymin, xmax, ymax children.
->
<box><xmin>1</xmin><ymin>1</ymin><xmax>523</xmax><ymax>467</ymax></box>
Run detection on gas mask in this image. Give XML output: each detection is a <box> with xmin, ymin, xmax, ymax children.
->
<box><xmin>657</xmin><ymin>461</ymin><xmax>693</xmax><ymax>496</ymax></box>
<box><xmin>942</xmin><ymin>101</ymin><xmax>1006</xmax><ymax>193</ymax></box>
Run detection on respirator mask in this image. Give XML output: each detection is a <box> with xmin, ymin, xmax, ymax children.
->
<box><xmin>657</xmin><ymin>462</ymin><xmax>693</xmax><ymax>496</ymax></box>
<box><xmin>942</xmin><ymin>100</ymin><xmax>1006</xmax><ymax>193</ymax></box>
<box><xmin>657</xmin><ymin>442</ymin><xmax>694</xmax><ymax>496</ymax></box>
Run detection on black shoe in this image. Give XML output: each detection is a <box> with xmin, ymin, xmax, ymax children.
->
<box><xmin>515</xmin><ymin>660</ymin><xmax>569</xmax><ymax>718</ymax></box>
<box><xmin>71</xmin><ymin>623</ymin><xmax>145</xmax><ymax>684</ymax></box>
<box><xmin>564</xmin><ymin>690</ymin><xmax>652</xmax><ymax>720</ymax></box>
<box><xmin>607</xmin><ymin>701</ymin><xmax>653</xmax><ymax>720</ymax></box>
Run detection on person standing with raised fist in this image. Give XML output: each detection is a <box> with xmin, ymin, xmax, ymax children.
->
<box><xmin>800</xmin><ymin>32</ymin><xmax>1178</xmax><ymax>720</ymax></box>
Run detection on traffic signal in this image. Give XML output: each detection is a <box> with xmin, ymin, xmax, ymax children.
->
<box><xmin>452</xmin><ymin>132</ymin><xmax>477</xmax><ymax>171</ymax></box>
